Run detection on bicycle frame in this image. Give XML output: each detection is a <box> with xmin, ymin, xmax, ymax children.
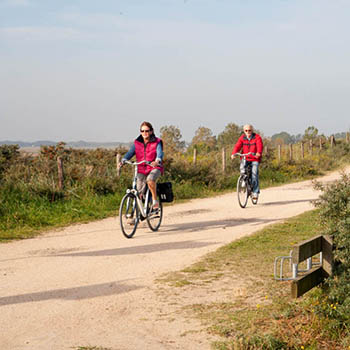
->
<box><xmin>124</xmin><ymin>160</ymin><xmax>152</xmax><ymax>219</ymax></box>
<box><xmin>235</xmin><ymin>152</ymin><xmax>254</xmax><ymax>183</ymax></box>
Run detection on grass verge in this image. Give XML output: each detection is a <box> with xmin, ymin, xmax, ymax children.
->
<box><xmin>158</xmin><ymin>209</ymin><xmax>349</xmax><ymax>350</ymax></box>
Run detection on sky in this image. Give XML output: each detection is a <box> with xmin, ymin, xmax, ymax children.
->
<box><xmin>1</xmin><ymin>0</ymin><xmax>350</xmax><ymax>143</ymax></box>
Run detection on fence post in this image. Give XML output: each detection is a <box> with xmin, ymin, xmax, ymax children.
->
<box><xmin>193</xmin><ymin>148</ymin><xmax>197</xmax><ymax>165</ymax></box>
<box><xmin>300</xmin><ymin>142</ymin><xmax>304</xmax><ymax>160</ymax></box>
<box><xmin>278</xmin><ymin>144</ymin><xmax>281</xmax><ymax>162</ymax></box>
<box><xmin>309</xmin><ymin>139</ymin><xmax>313</xmax><ymax>156</ymax></box>
<box><xmin>222</xmin><ymin>148</ymin><xmax>226</xmax><ymax>173</ymax></box>
<box><xmin>330</xmin><ymin>135</ymin><xmax>335</xmax><ymax>148</ymax></box>
<box><xmin>319</xmin><ymin>137</ymin><xmax>322</xmax><ymax>151</ymax></box>
<box><xmin>265</xmin><ymin>145</ymin><xmax>268</xmax><ymax>156</ymax></box>
<box><xmin>346</xmin><ymin>132</ymin><xmax>350</xmax><ymax>144</ymax></box>
<box><xmin>116</xmin><ymin>154</ymin><xmax>121</xmax><ymax>177</ymax></box>
<box><xmin>289</xmin><ymin>144</ymin><xmax>293</xmax><ymax>161</ymax></box>
<box><xmin>57</xmin><ymin>156</ymin><xmax>64</xmax><ymax>190</ymax></box>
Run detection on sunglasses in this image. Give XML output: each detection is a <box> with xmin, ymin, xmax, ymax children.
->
<box><xmin>140</xmin><ymin>129</ymin><xmax>151</xmax><ymax>133</ymax></box>
<box><xmin>245</xmin><ymin>129</ymin><xmax>252</xmax><ymax>132</ymax></box>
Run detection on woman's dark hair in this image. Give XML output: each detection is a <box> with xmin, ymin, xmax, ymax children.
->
<box><xmin>140</xmin><ymin>121</ymin><xmax>153</xmax><ymax>132</ymax></box>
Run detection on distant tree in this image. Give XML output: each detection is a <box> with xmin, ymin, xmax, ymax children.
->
<box><xmin>334</xmin><ymin>132</ymin><xmax>347</xmax><ymax>140</ymax></box>
<box><xmin>271</xmin><ymin>131</ymin><xmax>294</xmax><ymax>145</ymax></box>
<box><xmin>303</xmin><ymin>126</ymin><xmax>319</xmax><ymax>141</ymax></box>
<box><xmin>217</xmin><ymin>123</ymin><xmax>242</xmax><ymax>149</ymax></box>
<box><xmin>189</xmin><ymin>126</ymin><xmax>217</xmax><ymax>153</ymax></box>
<box><xmin>159</xmin><ymin>125</ymin><xmax>185</xmax><ymax>155</ymax></box>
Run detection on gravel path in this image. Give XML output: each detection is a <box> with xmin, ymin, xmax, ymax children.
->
<box><xmin>0</xmin><ymin>168</ymin><xmax>347</xmax><ymax>350</ymax></box>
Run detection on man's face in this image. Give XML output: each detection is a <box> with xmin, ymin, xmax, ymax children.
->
<box><xmin>244</xmin><ymin>127</ymin><xmax>252</xmax><ymax>137</ymax></box>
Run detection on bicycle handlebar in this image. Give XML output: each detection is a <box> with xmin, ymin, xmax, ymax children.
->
<box><xmin>122</xmin><ymin>160</ymin><xmax>152</xmax><ymax>166</ymax></box>
<box><xmin>233</xmin><ymin>152</ymin><xmax>256</xmax><ymax>157</ymax></box>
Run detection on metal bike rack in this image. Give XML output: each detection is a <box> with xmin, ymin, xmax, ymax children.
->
<box><xmin>274</xmin><ymin>251</ymin><xmax>322</xmax><ymax>281</ymax></box>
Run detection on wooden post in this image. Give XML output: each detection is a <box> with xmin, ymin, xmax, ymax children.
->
<box><xmin>289</xmin><ymin>144</ymin><xmax>293</xmax><ymax>161</ymax></box>
<box><xmin>330</xmin><ymin>135</ymin><xmax>335</xmax><ymax>148</ymax></box>
<box><xmin>116</xmin><ymin>154</ymin><xmax>121</xmax><ymax>177</ymax></box>
<box><xmin>264</xmin><ymin>145</ymin><xmax>268</xmax><ymax>156</ymax></box>
<box><xmin>278</xmin><ymin>144</ymin><xmax>281</xmax><ymax>162</ymax></box>
<box><xmin>300</xmin><ymin>142</ymin><xmax>304</xmax><ymax>159</ymax></box>
<box><xmin>309</xmin><ymin>139</ymin><xmax>313</xmax><ymax>156</ymax></box>
<box><xmin>222</xmin><ymin>148</ymin><xmax>226</xmax><ymax>173</ymax></box>
<box><xmin>346</xmin><ymin>132</ymin><xmax>350</xmax><ymax>144</ymax></box>
<box><xmin>57</xmin><ymin>156</ymin><xmax>64</xmax><ymax>190</ymax></box>
<box><xmin>319</xmin><ymin>138</ymin><xmax>322</xmax><ymax>151</ymax></box>
<box><xmin>193</xmin><ymin>148</ymin><xmax>197</xmax><ymax>165</ymax></box>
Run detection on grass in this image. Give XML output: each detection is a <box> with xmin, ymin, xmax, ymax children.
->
<box><xmin>158</xmin><ymin>210</ymin><xmax>349</xmax><ymax>349</ymax></box>
<box><xmin>0</xmin><ymin>191</ymin><xmax>123</xmax><ymax>242</ymax></box>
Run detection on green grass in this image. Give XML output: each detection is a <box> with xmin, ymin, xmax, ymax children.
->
<box><xmin>158</xmin><ymin>210</ymin><xmax>349</xmax><ymax>349</ymax></box>
<box><xmin>0</xmin><ymin>190</ymin><xmax>123</xmax><ymax>242</ymax></box>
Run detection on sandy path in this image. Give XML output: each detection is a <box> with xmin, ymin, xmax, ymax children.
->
<box><xmin>0</xmin><ymin>168</ymin><xmax>347</xmax><ymax>350</ymax></box>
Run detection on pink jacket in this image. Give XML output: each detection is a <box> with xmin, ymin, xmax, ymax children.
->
<box><xmin>134</xmin><ymin>135</ymin><xmax>164</xmax><ymax>175</ymax></box>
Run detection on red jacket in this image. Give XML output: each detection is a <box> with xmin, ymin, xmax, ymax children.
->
<box><xmin>134</xmin><ymin>134</ymin><xmax>164</xmax><ymax>175</ymax></box>
<box><xmin>232</xmin><ymin>133</ymin><xmax>263</xmax><ymax>162</ymax></box>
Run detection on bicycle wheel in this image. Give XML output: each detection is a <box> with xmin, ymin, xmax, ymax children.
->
<box><xmin>146</xmin><ymin>195</ymin><xmax>163</xmax><ymax>231</ymax></box>
<box><xmin>119</xmin><ymin>193</ymin><xmax>139</xmax><ymax>238</ymax></box>
<box><xmin>237</xmin><ymin>175</ymin><xmax>249</xmax><ymax>208</ymax></box>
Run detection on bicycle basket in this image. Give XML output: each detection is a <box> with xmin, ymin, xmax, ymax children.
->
<box><xmin>157</xmin><ymin>182</ymin><xmax>174</xmax><ymax>203</ymax></box>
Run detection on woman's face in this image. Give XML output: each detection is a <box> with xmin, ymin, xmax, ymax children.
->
<box><xmin>140</xmin><ymin>126</ymin><xmax>152</xmax><ymax>141</ymax></box>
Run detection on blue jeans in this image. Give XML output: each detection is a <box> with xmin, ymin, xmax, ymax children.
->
<box><xmin>240</xmin><ymin>161</ymin><xmax>260</xmax><ymax>194</ymax></box>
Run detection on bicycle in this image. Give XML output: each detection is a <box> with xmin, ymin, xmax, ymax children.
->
<box><xmin>119</xmin><ymin>160</ymin><xmax>163</xmax><ymax>239</ymax></box>
<box><xmin>234</xmin><ymin>152</ymin><xmax>259</xmax><ymax>208</ymax></box>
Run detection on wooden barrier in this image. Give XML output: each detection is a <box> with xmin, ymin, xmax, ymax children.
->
<box><xmin>291</xmin><ymin>235</ymin><xmax>333</xmax><ymax>298</ymax></box>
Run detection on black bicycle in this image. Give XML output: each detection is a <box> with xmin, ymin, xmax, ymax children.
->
<box><xmin>235</xmin><ymin>152</ymin><xmax>258</xmax><ymax>208</ymax></box>
<box><xmin>119</xmin><ymin>160</ymin><xmax>163</xmax><ymax>238</ymax></box>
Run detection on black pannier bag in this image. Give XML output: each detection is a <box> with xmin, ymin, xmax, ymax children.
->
<box><xmin>157</xmin><ymin>182</ymin><xmax>174</xmax><ymax>203</ymax></box>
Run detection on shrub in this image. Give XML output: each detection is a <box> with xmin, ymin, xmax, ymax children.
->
<box><xmin>313</xmin><ymin>174</ymin><xmax>350</xmax><ymax>331</ymax></box>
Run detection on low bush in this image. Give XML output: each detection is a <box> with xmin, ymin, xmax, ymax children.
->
<box><xmin>313</xmin><ymin>173</ymin><xmax>350</xmax><ymax>339</ymax></box>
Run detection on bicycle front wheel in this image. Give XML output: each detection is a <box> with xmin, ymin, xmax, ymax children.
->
<box><xmin>237</xmin><ymin>175</ymin><xmax>249</xmax><ymax>208</ymax></box>
<box><xmin>119</xmin><ymin>193</ymin><xmax>139</xmax><ymax>238</ymax></box>
<box><xmin>146</xmin><ymin>196</ymin><xmax>163</xmax><ymax>232</ymax></box>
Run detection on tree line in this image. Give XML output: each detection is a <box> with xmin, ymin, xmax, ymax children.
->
<box><xmin>157</xmin><ymin>123</ymin><xmax>350</xmax><ymax>156</ymax></box>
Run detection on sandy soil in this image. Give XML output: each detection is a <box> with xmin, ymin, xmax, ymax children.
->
<box><xmin>0</xmin><ymin>168</ymin><xmax>348</xmax><ymax>350</ymax></box>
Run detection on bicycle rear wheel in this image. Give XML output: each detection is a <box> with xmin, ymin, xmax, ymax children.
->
<box><xmin>237</xmin><ymin>175</ymin><xmax>249</xmax><ymax>208</ymax></box>
<box><xmin>119</xmin><ymin>193</ymin><xmax>139</xmax><ymax>238</ymax></box>
<box><xmin>146</xmin><ymin>195</ymin><xmax>163</xmax><ymax>231</ymax></box>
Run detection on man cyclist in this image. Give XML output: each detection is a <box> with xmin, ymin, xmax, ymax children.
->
<box><xmin>231</xmin><ymin>124</ymin><xmax>263</xmax><ymax>200</ymax></box>
<box><xmin>120</xmin><ymin>121</ymin><xmax>164</xmax><ymax>210</ymax></box>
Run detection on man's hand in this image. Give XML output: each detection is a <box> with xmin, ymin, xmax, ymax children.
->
<box><xmin>230</xmin><ymin>154</ymin><xmax>236</xmax><ymax>160</ymax></box>
<box><xmin>151</xmin><ymin>160</ymin><xmax>159</xmax><ymax>167</ymax></box>
<box><xmin>256</xmin><ymin>152</ymin><xmax>261</xmax><ymax>158</ymax></box>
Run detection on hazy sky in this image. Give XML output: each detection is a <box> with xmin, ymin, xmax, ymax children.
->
<box><xmin>1</xmin><ymin>0</ymin><xmax>349</xmax><ymax>143</ymax></box>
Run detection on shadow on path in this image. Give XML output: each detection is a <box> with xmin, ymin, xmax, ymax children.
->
<box><xmin>259</xmin><ymin>198</ymin><xmax>314</xmax><ymax>206</ymax></box>
<box><xmin>0</xmin><ymin>280</ymin><xmax>141</xmax><ymax>306</ymax></box>
<box><xmin>159</xmin><ymin>216</ymin><xmax>282</xmax><ymax>235</ymax></box>
<box><xmin>56</xmin><ymin>240</ymin><xmax>217</xmax><ymax>257</ymax></box>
